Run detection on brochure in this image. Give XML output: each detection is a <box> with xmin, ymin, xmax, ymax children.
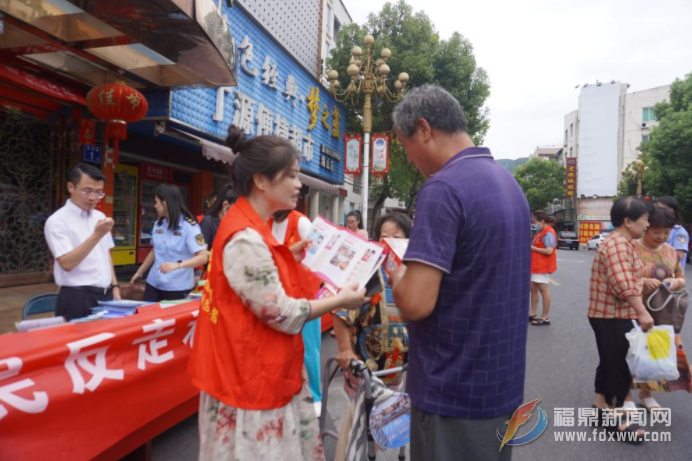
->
<box><xmin>382</xmin><ymin>238</ymin><xmax>409</xmax><ymax>276</ymax></box>
<box><xmin>301</xmin><ymin>216</ymin><xmax>386</xmax><ymax>291</ymax></box>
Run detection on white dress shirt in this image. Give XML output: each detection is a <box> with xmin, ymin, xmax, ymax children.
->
<box><xmin>44</xmin><ymin>200</ymin><xmax>115</xmax><ymax>288</ymax></box>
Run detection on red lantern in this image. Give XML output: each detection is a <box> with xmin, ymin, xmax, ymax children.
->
<box><xmin>86</xmin><ymin>83</ymin><xmax>148</xmax><ymax>164</ymax></box>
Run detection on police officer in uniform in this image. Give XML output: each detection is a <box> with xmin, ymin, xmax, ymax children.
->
<box><xmin>129</xmin><ymin>184</ymin><xmax>208</xmax><ymax>301</ymax></box>
<box><xmin>655</xmin><ymin>196</ymin><xmax>689</xmax><ymax>265</ymax></box>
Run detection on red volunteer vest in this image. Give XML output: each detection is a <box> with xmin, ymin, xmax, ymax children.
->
<box><xmin>531</xmin><ymin>225</ymin><xmax>557</xmax><ymax>274</ymax></box>
<box><xmin>188</xmin><ymin>198</ymin><xmax>307</xmax><ymax>410</ymax></box>
<box><xmin>268</xmin><ymin>211</ymin><xmax>307</xmax><ymax>247</ymax></box>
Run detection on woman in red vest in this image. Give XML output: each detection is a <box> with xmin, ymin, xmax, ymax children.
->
<box><xmin>530</xmin><ymin>210</ymin><xmax>557</xmax><ymax>326</ymax></box>
<box><xmin>189</xmin><ymin>126</ymin><xmax>367</xmax><ymax>461</ymax></box>
<box><xmin>268</xmin><ymin>209</ymin><xmax>324</xmax><ymax>417</ymax></box>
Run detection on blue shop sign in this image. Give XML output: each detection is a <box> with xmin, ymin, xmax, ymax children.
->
<box><xmin>144</xmin><ymin>5</ymin><xmax>345</xmax><ymax>185</ymax></box>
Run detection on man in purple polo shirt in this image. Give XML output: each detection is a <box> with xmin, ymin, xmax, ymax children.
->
<box><xmin>390</xmin><ymin>85</ymin><xmax>531</xmax><ymax>460</ymax></box>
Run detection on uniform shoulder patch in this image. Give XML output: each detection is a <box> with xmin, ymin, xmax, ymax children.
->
<box><xmin>196</xmin><ymin>234</ymin><xmax>205</xmax><ymax>246</ymax></box>
<box><xmin>677</xmin><ymin>233</ymin><xmax>688</xmax><ymax>244</ymax></box>
<box><xmin>184</xmin><ymin>216</ymin><xmax>197</xmax><ymax>226</ymax></box>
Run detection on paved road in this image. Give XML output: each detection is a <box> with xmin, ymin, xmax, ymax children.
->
<box><xmin>152</xmin><ymin>248</ymin><xmax>692</xmax><ymax>460</ymax></box>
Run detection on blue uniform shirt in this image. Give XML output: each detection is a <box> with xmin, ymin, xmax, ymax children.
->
<box><xmin>668</xmin><ymin>224</ymin><xmax>689</xmax><ymax>264</ymax></box>
<box><xmin>146</xmin><ymin>216</ymin><xmax>207</xmax><ymax>291</ymax></box>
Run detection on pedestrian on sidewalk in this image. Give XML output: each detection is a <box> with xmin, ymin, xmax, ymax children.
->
<box><xmin>268</xmin><ymin>208</ymin><xmax>324</xmax><ymax>417</ymax></box>
<box><xmin>654</xmin><ymin>196</ymin><xmax>689</xmax><ymax>265</ymax></box>
<box><xmin>200</xmin><ymin>183</ymin><xmax>237</xmax><ymax>250</ymax></box>
<box><xmin>389</xmin><ymin>84</ymin><xmax>531</xmax><ymax>461</ymax></box>
<box><xmin>346</xmin><ymin>210</ymin><xmax>368</xmax><ymax>239</ymax></box>
<box><xmin>189</xmin><ymin>126</ymin><xmax>369</xmax><ymax>461</ymax></box>
<box><xmin>530</xmin><ymin>210</ymin><xmax>557</xmax><ymax>326</ymax></box>
<box><xmin>588</xmin><ymin>196</ymin><xmax>652</xmax><ymax>443</ymax></box>
<box><xmin>44</xmin><ymin>163</ymin><xmax>120</xmax><ymax>320</ymax></box>
<box><xmin>632</xmin><ymin>205</ymin><xmax>691</xmax><ymax>409</ymax></box>
<box><xmin>129</xmin><ymin>184</ymin><xmax>208</xmax><ymax>302</ymax></box>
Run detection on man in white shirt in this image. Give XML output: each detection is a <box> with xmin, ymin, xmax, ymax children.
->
<box><xmin>44</xmin><ymin>163</ymin><xmax>120</xmax><ymax>320</ymax></box>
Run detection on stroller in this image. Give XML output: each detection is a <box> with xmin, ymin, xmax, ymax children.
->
<box><xmin>319</xmin><ymin>358</ymin><xmax>408</xmax><ymax>461</ymax></box>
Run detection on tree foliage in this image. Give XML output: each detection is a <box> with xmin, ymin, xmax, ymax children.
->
<box><xmin>513</xmin><ymin>158</ymin><xmax>566</xmax><ymax>212</ymax></box>
<box><xmin>638</xmin><ymin>72</ymin><xmax>692</xmax><ymax>222</ymax></box>
<box><xmin>327</xmin><ymin>1</ymin><xmax>490</xmax><ymax>225</ymax></box>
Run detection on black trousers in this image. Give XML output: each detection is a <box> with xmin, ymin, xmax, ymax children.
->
<box><xmin>143</xmin><ymin>283</ymin><xmax>190</xmax><ymax>303</ymax></box>
<box><xmin>56</xmin><ymin>286</ymin><xmax>113</xmax><ymax>321</ymax></box>
<box><xmin>589</xmin><ymin>317</ymin><xmax>636</xmax><ymax>408</ymax></box>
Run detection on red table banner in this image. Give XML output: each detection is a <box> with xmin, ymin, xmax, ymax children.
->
<box><xmin>0</xmin><ymin>301</ymin><xmax>201</xmax><ymax>461</ymax></box>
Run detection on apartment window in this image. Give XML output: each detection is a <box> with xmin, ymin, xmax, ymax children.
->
<box><xmin>642</xmin><ymin>134</ymin><xmax>650</xmax><ymax>143</ymax></box>
<box><xmin>334</xmin><ymin>17</ymin><xmax>341</xmax><ymax>40</ymax></box>
<box><xmin>642</xmin><ymin>107</ymin><xmax>656</xmax><ymax>122</ymax></box>
<box><xmin>570</xmin><ymin>147</ymin><xmax>573</xmax><ymax>157</ymax></box>
<box><xmin>570</xmin><ymin>123</ymin><xmax>574</xmax><ymax>138</ymax></box>
<box><xmin>564</xmin><ymin>130</ymin><xmax>568</xmax><ymax>146</ymax></box>
<box><xmin>326</xmin><ymin>3</ymin><xmax>333</xmax><ymax>36</ymax></box>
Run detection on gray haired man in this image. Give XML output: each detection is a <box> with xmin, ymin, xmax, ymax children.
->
<box><xmin>389</xmin><ymin>85</ymin><xmax>531</xmax><ymax>460</ymax></box>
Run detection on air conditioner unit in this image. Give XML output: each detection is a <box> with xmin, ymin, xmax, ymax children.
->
<box><xmin>641</xmin><ymin>122</ymin><xmax>647</xmax><ymax>129</ymax></box>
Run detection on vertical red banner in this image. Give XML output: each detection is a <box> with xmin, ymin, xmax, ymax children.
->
<box><xmin>344</xmin><ymin>134</ymin><xmax>362</xmax><ymax>175</ymax></box>
<box><xmin>566</xmin><ymin>157</ymin><xmax>577</xmax><ymax>198</ymax></box>
<box><xmin>371</xmin><ymin>133</ymin><xmax>390</xmax><ymax>177</ymax></box>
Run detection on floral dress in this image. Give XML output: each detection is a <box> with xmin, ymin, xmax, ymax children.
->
<box><xmin>632</xmin><ymin>241</ymin><xmax>692</xmax><ymax>393</ymax></box>
<box><xmin>198</xmin><ymin>228</ymin><xmax>324</xmax><ymax>461</ymax></box>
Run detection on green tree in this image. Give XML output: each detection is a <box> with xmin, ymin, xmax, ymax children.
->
<box><xmin>638</xmin><ymin>72</ymin><xmax>692</xmax><ymax>222</ymax></box>
<box><xmin>327</xmin><ymin>1</ymin><xmax>490</xmax><ymax>227</ymax></box>
<box><xmin>513</xmin><ymin>158</ymin><xmax>566</xmax><ymax>212</ymax></box>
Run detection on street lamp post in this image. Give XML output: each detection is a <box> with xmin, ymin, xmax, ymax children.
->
<box><xmin>326</xmin><ymin>34</ymin><xmax>409</xmax><ymax>230</ymax></box>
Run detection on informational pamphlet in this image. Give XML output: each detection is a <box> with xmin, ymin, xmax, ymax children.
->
<box><xmin>382</xmin><ymin>238</ymin><xmax>409</xmax><ymax>276</ymax></box>
<box><xmin>302</xmin><ymin>216</ymin><xmax>386</xmax><ymax>291</ymax></box>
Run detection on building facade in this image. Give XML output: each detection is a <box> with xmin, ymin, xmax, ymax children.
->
<box><xmin>558</xmin><ymin>81</ymin><xmax>670</xmax><ymax>243</ymax></box>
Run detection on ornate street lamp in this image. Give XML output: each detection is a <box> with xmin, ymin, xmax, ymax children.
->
<box><xmin>327</xmin><ymin>34</ymin><xmax>409</xmax><ymax>229</ymax></box>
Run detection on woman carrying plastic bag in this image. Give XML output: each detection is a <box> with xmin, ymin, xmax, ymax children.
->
<box><xmin>626</xmin><ymin>321</ymin><xmax>679</xmax><ymax>383</ymax></box>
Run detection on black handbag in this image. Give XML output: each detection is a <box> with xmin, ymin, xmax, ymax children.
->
<box><xmin>646</xmin><ymin>284</ymin><xmax>688</xmax><ymax>333</ymax></box>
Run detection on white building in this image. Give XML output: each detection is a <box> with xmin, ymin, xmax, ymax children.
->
<box><xmin>531</xmin><ymin>146</ymin><xmax>562</xmax><ymax>161</ymax></box>
<box><xmin>560</xmin><ymin>81</ymin><xmax>670</xmax><ymax>241</ymax></box>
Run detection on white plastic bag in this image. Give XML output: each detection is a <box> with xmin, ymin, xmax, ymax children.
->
<box><xmin>626</xmin><ymin>321</ymin><xmax>679</xmax><ymax>383</ymax></box>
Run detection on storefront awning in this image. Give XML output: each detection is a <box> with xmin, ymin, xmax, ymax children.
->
<box><xmin>0</xmin><ymin>0</ymin><xmax>237</xmax><ymax>89</ymax></box>
<box><xmin>172</xmin><ymin>128</ymin><xmax>345</xmax><ymax>196</ymax></box>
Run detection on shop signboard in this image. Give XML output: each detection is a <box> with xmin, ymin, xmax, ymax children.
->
<box><xmin>144</xmin><ymin>5</ymin><xmax>345</xmax><ymax>185</ymax></box>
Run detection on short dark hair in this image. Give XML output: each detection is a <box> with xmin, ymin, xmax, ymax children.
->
<box><xmin>373</xmin><ymin>212</ymin><xmax>413</xmax><ymax>241</ymax></box>
<box><xmin>346</xmin><ymin>210</ymin><xmax>364</xmax><ymax>229</ymax></box>
<box><xmin>155</xmin><ymin>184</ymin><xmax>196</xmax><ymax>230</ymax></box>
<box><xmin>68</xmin><ymin>163</ymin><xmax>106</xmax><ymax>185</ymax></box>
<box><xmin>392</xmin><ymin>84</ymin><xmax>468</xmax><ymax>137</ymax></box>
<box><xmin>205</xmin><ymin>182</ymin><xmax>237</xmax><ymax>217</ymax></box>
<box><xmin>227</xmin><ymin>125</ymin><xmax>300</xmax><ymax>197</ymax></box>
<box><xmin>648</xmin><ymin>205</ymin><xmax>676</xmax><ymax>229</ymax></box>
<box><xmin>654</xmin><ymin>196</ymin><xmax>682</xmax><ymax>224</ymax></box>
<box><xmin>611</xmin><ymin>196</ymin><xmax>649</xmax><ymax>228</ymax></box>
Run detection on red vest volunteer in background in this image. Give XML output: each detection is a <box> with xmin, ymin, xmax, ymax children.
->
<box><xmin>531</xmin><ymin>224</ymin><xmax>557</xmax><ymax>274</ymax></box>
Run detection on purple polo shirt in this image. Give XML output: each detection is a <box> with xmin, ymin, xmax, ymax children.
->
<box><xmin>403</xmin><ymin>147</ymin><xmax>531</xmax><ymax>419</ymax></box>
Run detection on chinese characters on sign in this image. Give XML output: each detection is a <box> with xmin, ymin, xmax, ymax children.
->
<box><xmin>307</xmin><ymin>87</ymin><xmax>320</xmax><ymax>131</ymax></box>
<box><xmin>320</xmin><ymin>144</ymin><xmax>341</xmax><ymax>172</ymax></box>
<box><xmin>566</xmin><ymin>157</ymin><xmax>577</xmax><ymax>198</ymax></box>
<box><xmin>579</xmin><ymin>221</ymin><xmax>602</xmax><ymax>244</ymax></box>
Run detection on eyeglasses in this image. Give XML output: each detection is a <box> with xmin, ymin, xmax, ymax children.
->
<box><xmin>80</xmin><ymin>188</ymin><xmax>106</xmax><ymax>199</ymax></box>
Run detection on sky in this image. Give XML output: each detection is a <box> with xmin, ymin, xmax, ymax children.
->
<box><xmin>342</xmin><ymin>0</ymin><xmax>692</xmax><ymax>159</ymax></box>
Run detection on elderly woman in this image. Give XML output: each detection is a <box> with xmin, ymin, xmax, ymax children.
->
<box><xmin>631</xmin><ymin>205</ymin><xmax>691</xmax><ymax>412</ymax></box>
<box><xmin>588</xmin><ymin>196</ymin><xmax>653</xmax><ymax>444</ymax></box>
